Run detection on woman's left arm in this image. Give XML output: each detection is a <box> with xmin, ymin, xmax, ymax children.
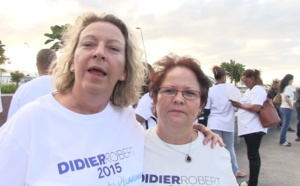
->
<box><xmin>230</xmin><ymin>100</ymin><xmax>261</xmax><ymax>113</ymax></box>
<box><xmin>193</xmin><ymin>124</ymin><xmax>225</xmax><ymax>148</ymax></box>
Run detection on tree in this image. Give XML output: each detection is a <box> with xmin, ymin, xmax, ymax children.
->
<box><xmin>0</xmin><ymin>40</ymin><xmax>10</xmax><ymax>69</ymax></box>
<box><xmin>0</xmin><ymin>40</ymin><xmax>10</xmax><ymax>84</ymax></box>
<box><xmin>10</xmin><ymin>70</ymin><xmax>25</xmax><ymax>89</ymax></box>
<box><xmin>220</xmin><ymin>59</ymin><xmax>245</xmax><ymax>86</ymax></box>
<box><xmin>44</xmin><ymin>24</ymin><xmax>70</xmax><ymax>51</ymax></box>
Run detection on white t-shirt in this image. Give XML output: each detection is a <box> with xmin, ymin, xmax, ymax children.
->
<box><xmin>280</xmin><ymin>85</ymin><xmax>294</xmax><ymax>108</ymax></box>
<box><xmin>0</xmin><ymin>93</ymin><xmax>144</xmax><ymax>186</ymax></box>
<box><xmin>237</xmin><ymin>85</ymin><xmax>268</xmax><ymax>136</ymax></box>
<box><xmin>7</xmin><ymin>75</ymin><xmax>54</xmax><ymax>119</ymax></box>
<box><xmin>143</xmin><ymin>128</ymin><xmax>238</xmax><ymax>186</ymax></box>
<box><xmin>205</xmin><ymin>83</ymin><xmax>239</xmax><ymax>132</ymax></box>
<box><xmin>135</xmin><ymin>93</ymin><xmax>157</xmax><ymax>130</ymax></box>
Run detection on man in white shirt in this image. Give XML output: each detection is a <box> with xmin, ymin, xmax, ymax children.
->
<box><xmin>135</xmin><ymin>93</ymin><xmax>157</xmax><ymax>130</ymax></box>
<box><xmin>7</xmin><ymin>49</ymin><xmax>56</xmax><ymax>119</ymax></box>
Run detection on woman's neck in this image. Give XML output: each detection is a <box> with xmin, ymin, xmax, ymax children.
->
<box><xmin>215</xmin><ymin>79</ymin><xmax>225</xmax><ymax>85</ymax></box>
<box><xmin>156</xmin><ymin>124</ymin><xmax>197</xmax><ymax>145</ymax></box>
<box><xmin>54</xmin><ymin>88</ymin><xmax>108</xmax><ymax>114</ymax></box>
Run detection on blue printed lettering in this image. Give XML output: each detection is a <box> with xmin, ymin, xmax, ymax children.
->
<box><xmin>96</xmin><ymin>154</ymin><xmax>105</xmax><ymax>165</ymax></box>
<box><xmin>172</xmin><ymin>176</ymin><xmax>180</xmax><ymax>184</ymax></box>
<box><xmin>57</xmin><ymin>162</ymin><xmax>69</xmax><ymax>174</ymax></box>
<box><xmin>74</xmin><ymin>159</ymin><xmax>85</xmax><ymax>170</ymax></box>
<box><xmin>56</xmin><ymin>146</ymin><xmax>135</xmax><ymax>175</ymax></box>
<box><xmin>149</xmin><ymin>174</ymin><xmax>158</xmax><ymax>183</ymax></box>
<box><xmin>117</xmin><ymin>150</ymin><xmax>124</xmax><ymax>159</ymax></box>
<box><xmin>69</xmin><ymin>160</ymin><xmax>75</xmax><ymax>171</ymax></box>
<box><xmin>84</xmin><ymin>158</ymin><xmax>90</xmax><ymax>168</ymax></box>
<box><xmin>142</xmin><ymin>174</ymin><xmax>148</xmax><ymax>182</ymax></box>
<box><xmin>163</xmin><ymin>175</ymin><xmax>171</xmax><ymax>184</ymax></box>
<box><xmin>116</xmin><ymin>173</ymin><xmax>142</xmax><ymax>186</ymax></box>
<box><xmin>142</xmin><ymin>174</ymin><xmax>220</xmax><ymax>185</ymax></box>
<box><xmin>109</xmin><ymin>152</ymin><xmax>118</xmax><ymax>162</ymax></box>
<box><xmin>88</xmin><ymin>156</ymin><xmax>99</xmax><ymax>167</ymax></box>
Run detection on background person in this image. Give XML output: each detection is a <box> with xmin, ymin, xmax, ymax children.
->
<box><xmin>135</xmin><ymin>92</ymin><xmax>157</xmax><ymax>130</ymax></box>
<box><xmin>142</xmin><ymin>54</ymin><xmax>238</xmax><ymax>185</ymax></box>
<box><xmin>7</xmin><ymin>49</ymin><xmax>57</xmax><ymax>119</ymax></box>
<box><xmin>295</xmin><ymin>87</ymin><xmax>300</xmax><ymax>141</ymax></box>
<box><xmin>205</xmin><ymin>65</ymin><xmax>246</xmax><ymax>178</ymax></box>
<box><xmin>230</xmin><ymin>69</ymin><xmax>267</xmax><ymax>186</ymax></box>
<box><xmin>279</xmin><ymin>74</ymin><xmax>294</xmax><ymax>146</ymax></box>
<box><xmin>135</xmin><ymin>63</ymin><xmax>157</xmax><ymax>129</ymax></box>
<box><xmin>267</xmin><ymin>79</ymin><xmax>282</xmax><ymax>128</ymax></box>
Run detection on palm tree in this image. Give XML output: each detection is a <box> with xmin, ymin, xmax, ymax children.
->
<box><xmin>44</xmin><ymin>24</ymin><xmax>70</xmax><ymax>51</ymax></box>
<box><xmin>0</xmin><ymin>40</ymin><xmax>10</xmax><ymax>66</ymax></box>
<box><xmin>220</xmin><ymin>59</ymin><xmax>245</xmax><ymax>86</ymax></box>
<box><xmin>0</xmin><ymin>40</ymin><xmax>10</xmax><ymax>85</ymax></box>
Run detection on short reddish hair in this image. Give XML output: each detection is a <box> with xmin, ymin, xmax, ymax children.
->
<box><xmin>149</xmin><ymin>54</ymin><xmax>210</xmax><ymax>109</ymax></box>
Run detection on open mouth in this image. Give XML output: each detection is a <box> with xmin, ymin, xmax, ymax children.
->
<box><xmin>88</xmin><ymin>67</ymin><xmax>107</xmax><ymax>76</ymax></box>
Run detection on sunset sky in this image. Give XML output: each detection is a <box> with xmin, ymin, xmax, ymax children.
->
<box><xmin>1</xmin><ymin>0</ymin><xmax>299</xmax><ymax>85</ymax></box>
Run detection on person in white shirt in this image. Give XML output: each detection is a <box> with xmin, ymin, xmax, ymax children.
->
<box><xmin>279</xmin><ymin>74</ymin><xmax>294</xmax><ymax>146</ymax></box>
<box><xmin>135</xmin><ymin>92</ymin><xmax>157</xmax><ymax>129</ymax></box>
<box><xmin>142</xmin><ymin>54</ymin><xmax>238</xmax><ymax>185</ymax></box>
<box><xmin>230</xmin><ymin>69</ymin><xmax>267</xmax><ymax>186</ymax></box>
<box><xmin>205</xmin><ymin>65</ymin><xmax>246</xmax><ymax>178</ymax></box>
<box><xmin>0</xmin><ymin>12</ymin><xmax>146</xmax><ymax>185</ymax></box>
<box><xmin>7</xmin><ymin>49</ymin><xmax>57</xmax><ymax>119</ymax></box>
<box><xmin>135</xmin><ymin>64</ymin><xmax>157</xmax><ymax>129</ymax></box>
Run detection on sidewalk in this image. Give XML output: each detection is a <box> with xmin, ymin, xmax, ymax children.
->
<box><xmin>235</xmin><ymin>110</ymin><xmax>300</xmax><ymax>185</ymax></box>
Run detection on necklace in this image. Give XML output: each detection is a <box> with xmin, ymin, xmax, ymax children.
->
<box><xmin>161</xmin><ymin>132</ymin><xmax>194</xmax><ymax>163</ymax></box>
<box><xmin>71</xmin><ymin>90</ymin><xmax>87</xmax><ymax>114</ymax></box>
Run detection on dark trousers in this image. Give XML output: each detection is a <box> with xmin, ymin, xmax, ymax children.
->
<box><xmin>297</xmin><ymin>107</ymin><xmax>300</xmax><ymax>138</ymax></box>
<box><xmin>243</xmin><ymin>132</ymin><xmax>264</xmax><ymax>186</ymax></box>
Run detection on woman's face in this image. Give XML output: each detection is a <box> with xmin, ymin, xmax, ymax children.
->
<box><xmin>71</xmin><ymin>21</ymin><xmax>126</xmax><ymax>94</ymax></box>
<box><xmin>154</xmin><ymin>67</ymin><xmax>201</xmax><ymax>129</ymax></box>
<box><xmin>241</xmin><ymin>75</ymin><xmax>253</xmax><ymax>88</ymax></box>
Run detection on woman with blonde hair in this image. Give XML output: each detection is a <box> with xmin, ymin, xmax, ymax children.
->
<box><xmin>0</xmin><ymin>12</ymin><xmax>146</xmax><ymax>185</ymax></box>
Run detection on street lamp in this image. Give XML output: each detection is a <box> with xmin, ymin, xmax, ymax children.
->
<box><xmin>136</xmin><ymin>27</ymin><xmax>148</xmax><ymax>63</ymax></box>
<box><xmin>24</xmin><ymin>42</ymin><xmax>29</xmax><ymax>48</ymax></box>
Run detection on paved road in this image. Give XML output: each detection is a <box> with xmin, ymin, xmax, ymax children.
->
<box><xmin>0</xmin><ymin>95</ymin><xmax>12</xmax><ymax>127</ymax></box>
<box><xmin>235</xmin><ymin>110</ymin><xmax>300</xmax><ymax>186</ymax></box>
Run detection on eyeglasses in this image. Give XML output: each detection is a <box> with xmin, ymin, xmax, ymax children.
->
<box><xmin>158</xmin><ymin>87</ymin><xmax>201</xmax><ymax>100</ymax></box>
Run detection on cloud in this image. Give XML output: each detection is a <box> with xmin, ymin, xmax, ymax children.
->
<box><xmin>1</xmin><ymin>0</ymin><xmax>299</xmax><ymax>85</ymax></box>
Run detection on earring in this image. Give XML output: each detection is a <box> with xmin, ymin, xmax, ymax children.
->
<box><xmin>70</xmin><ymin>67</ymin><xmax>74</xmax><ymax>72</ymax></box>
<box><xmin>121</xmin><ymin>77</ymin><xmax>124</xmax><ymax>80</ymax></box>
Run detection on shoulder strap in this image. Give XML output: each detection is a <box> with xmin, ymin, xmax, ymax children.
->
<box><xmin>145</xmin><ymin>116</ymin><xmax>157</xmax><ymax>130</ymax></box>
<box><xmin>145</xmin><ymin>120</ymin><xmax>149</xmax><ymax>130</ymax></box>
<box><xmin>150</xmin><ymin>116</ymin><xmax>157</xmax><ymax>123</ymax></box>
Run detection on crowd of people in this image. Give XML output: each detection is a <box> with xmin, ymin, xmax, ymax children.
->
<box><xmin>0</xmin><ymin>12</ymin><xmax>223</xmax><ymax>185</ymax></box>
<box><xmin>0</xmin><ymin>11</ymin><xmax>299</xmax><ymax>186</ymax></box>
<box><xmin>134</xmin><ymin>65</ymin><xmax>299</xmax><ymax>186</ymax></box>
